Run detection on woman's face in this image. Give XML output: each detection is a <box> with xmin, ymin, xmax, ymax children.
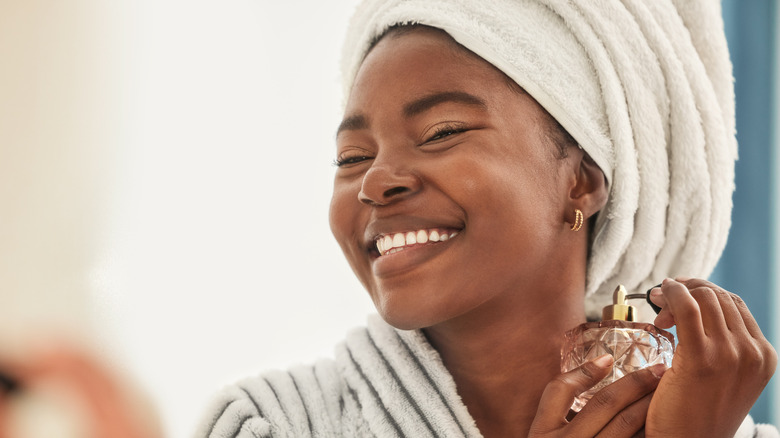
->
<box><xmin>330</xmin><ymin>28</ymin><xmax>578</xmax><ymax>330</ymax></box>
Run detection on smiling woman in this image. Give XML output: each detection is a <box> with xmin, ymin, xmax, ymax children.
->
<box><xmin>198</xmin><ymin>1</ymin><xmax>778</xmax><ymax>437</ymax></box>
<box><xmin>330</xmin><ymin>27</ymin><xmax>603</xmax><ymax>332</ymax></box>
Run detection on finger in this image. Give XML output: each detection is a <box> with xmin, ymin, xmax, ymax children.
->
<box><xmin>595</xmin><ymin>392</ymin><xmax>653</xmax><ymax>438</ymax></box>
<box><xmin>653</xmin><ymin>309</ymin><xmax>675</xmax><ymax>330</ymax></box>
<box><xmin>659</xmin><ymin>278</ymin><xmax>706</xmax><ymax>346</ymax></box>
<box><xmin>571</xmin><ymin>365</ymin><xmax>664</xmax><ymax>435</ymax></box>
<box><xmin>534</xmin><ymin>354</ymin><xmax>613</xmax><ymax>430</ymax></box>
<box><xmin>714</xmin><ymin>289</ymin><xmax>749</xmax><ymax>334</ymax></box>
<box><xmin>677</xmin><ymin>278</ymin><xmax>748</xmax><ymax>334</ymax></box>
<box><xmin>648</xmin><ymin>287</ymin><xmax>677</xmax><ymax>329</ymax></box>
<box><xmin>687</xmin><ymin>286</ymin><xmax>728</xmax><ymax>336</ymax></box>
<box><xmin>731</xmin><ymin>294</ymin><xmax>766</xmax><ymax>340</ymax></box>
<box><xmin>646</xmin><ymin>284</ymin><xmax>664</xmax><ymax>314</ymax></box>
<box><xmin>683</xmin><ymin>279</ymin><xmax>764</xmax><ymax>339</ymax></box>
<box><xmin>648</xmin><ymin>287</ymin><xmax>666</xmax><ymax>310</ymax></box>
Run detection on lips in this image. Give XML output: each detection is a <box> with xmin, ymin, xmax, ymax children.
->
<box><xmin>375</xmin><ymin>228</ymin><xmax>460</xmax><ymax>256</ymax></box>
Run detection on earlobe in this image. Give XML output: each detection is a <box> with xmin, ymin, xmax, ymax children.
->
<box><xmin>568</xmin><ymin>152</ymin><xmax>608</xmax><ymax>219</ymax></box>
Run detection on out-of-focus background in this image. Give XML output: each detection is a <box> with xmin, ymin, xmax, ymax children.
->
<box><xmin>0</xmin><ymin>1</ymin><xmax>776</xmax><ymax>437</ymax></box>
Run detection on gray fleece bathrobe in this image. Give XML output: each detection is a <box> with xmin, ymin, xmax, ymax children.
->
<box><xmin>197</xmin><ymin>315</ymin><xmax>777</xmax><ymax>438</ymax></box>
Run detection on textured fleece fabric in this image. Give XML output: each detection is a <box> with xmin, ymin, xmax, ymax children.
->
<box><xmin>198</xmin><ymin>316</ymin><xmax>777</xmax><ymax>438</ymax></box>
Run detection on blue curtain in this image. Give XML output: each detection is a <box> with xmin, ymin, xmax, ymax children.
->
<box><xmin>711</xmin><ymin>0</ymin><xmax>777</xmax><ymax>424</ymax></box>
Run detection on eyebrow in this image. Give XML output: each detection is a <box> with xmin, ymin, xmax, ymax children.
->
<box><xmin>336</xmin><ymin>91</ymin><xmax>487</xmax><ymax>136</ymax></box>
<box><xmin>403</xmin><ymin>91</ymin><xmax>487</xmax><ymax>117</ymax></box>
<box><xmin>336</xmin><ymin>114</ymin><xmax>367</xmax><ymax>136</ymax></box>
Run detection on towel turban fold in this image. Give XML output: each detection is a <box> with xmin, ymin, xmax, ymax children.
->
<box><xmin>341</xmin><ymin>0</ymin><xmax>737</xmax><ymax>318</ymax></box>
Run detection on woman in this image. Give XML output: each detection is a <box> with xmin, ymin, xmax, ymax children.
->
<box><xmin>199</xmin><ymin>1</ymin><xmax>777</xmax><ymax>436</ymax></box>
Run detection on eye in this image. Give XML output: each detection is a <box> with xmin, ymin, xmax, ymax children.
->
<box><xmin>424</xmin><ymin>123</ymin><xmax>467</xmax><ymax>143</ymax></box>
<box><xmin>333</xmin><ymin>154</ymin><xmax>373</xmax><ymax>167</ymax></box>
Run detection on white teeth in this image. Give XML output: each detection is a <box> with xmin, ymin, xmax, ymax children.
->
<box><xmin>375</xmin><ymin>228</ymin><xmax>459</xmax><ymax>255</ymax></box>
<box><xmin>383</xmin><ymin>235</ymin><xmax>393</xmax><ymax>252</ymax></box>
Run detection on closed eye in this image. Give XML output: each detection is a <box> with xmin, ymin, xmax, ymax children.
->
<box><xmin>424</xmin><ymin>123</ymin><xmax>468</xmax><ymax>144</ymax></box>
<box><xmin>333</xmin><ymin>155</ymin><xmax>373</xmax><ymax>167</ymax></box>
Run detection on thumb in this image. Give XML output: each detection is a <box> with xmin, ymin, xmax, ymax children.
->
<box><xmin>533</xmin><ymin>354</ymin><xmax>613</xmax><ymax>429</ymax></box>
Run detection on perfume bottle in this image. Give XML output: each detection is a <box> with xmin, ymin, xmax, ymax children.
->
<box><xmin>561</xmin><ymin>285</ymin><xmax>675</xmax><ymax>412</ymax></box>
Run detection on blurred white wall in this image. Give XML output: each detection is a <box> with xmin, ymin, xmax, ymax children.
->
<box><xmin>108</xmin><ymin>1</ymin><xmax>375</xmax><ymax>437</ymax></box>
<box><xmin>2</xmin><ymin>1</ymin><xmax>373</xmax><ymax>437</ymax></box>
<box><xmin>0</xmin><ymin>1</ymin><xmax>115</xmax><ymax>346</ymax></box>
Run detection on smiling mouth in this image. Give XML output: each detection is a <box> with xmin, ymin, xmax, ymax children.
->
<box><xmin>374</xmin><ymin>228</ymin><xmax>460</xmax><ymax>257</ymax></box>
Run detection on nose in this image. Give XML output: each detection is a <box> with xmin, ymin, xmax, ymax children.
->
<box><xmin>358</xmin><ymin>162</ymin><xmax>422</xmax><ymax>206</ymax></box>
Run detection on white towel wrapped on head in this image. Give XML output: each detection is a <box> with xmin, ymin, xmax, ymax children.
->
<box><xmin>341</xmin><ymin>0</ymin><xmax>737</xmax><ymax>318</ymax></box>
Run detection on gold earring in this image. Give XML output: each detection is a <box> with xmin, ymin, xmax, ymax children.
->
<box><xmin>571</xmin><ymin>209</ymin><xmax>583</xmax><ymax>232</ymax></box>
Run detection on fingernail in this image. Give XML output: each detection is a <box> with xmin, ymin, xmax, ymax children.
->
<box><xmin>662</xmin><ymin>277</ymin><xmax>675</xmax><ymax>286</ymax></box>
<box><xmin>646</xmin><ymin>288</ymin><xmax>663</xmax><ymax>314</ymax></box>
<box><xmin>593</xmin><ymin>354</ymin><xmax>614</xmax><ymax>368</ymax></box>
<box><xmin>649</xmin><ymin>364</ymin><xmax>668</xmax><ymax>379</ymax></box>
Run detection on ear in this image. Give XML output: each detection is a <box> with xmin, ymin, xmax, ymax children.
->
<box><xmin>567</xmin><ymin>149</ymin><xmax>608</xmax><ymax>222</ymax></box>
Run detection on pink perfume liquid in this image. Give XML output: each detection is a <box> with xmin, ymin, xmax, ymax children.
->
<box><xmin>561</xmin><ymin>319</ymin><xmax>674</xmax><ymax>412</ymax></box>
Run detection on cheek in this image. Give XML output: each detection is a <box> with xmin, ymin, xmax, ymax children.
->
<box><xmin>329</xmin><ymin>180</ymin><xmax>359</xmax><ymax>240</ymax></box>
<box><xmin>329</xmin><ymin>181</ymin><xmax>373</xmax><ymax>283</ymax></box>
<box><xmin>451</xmin><ymin>153</ymin><xmax>562</xmax><ymax>255</ymax></box>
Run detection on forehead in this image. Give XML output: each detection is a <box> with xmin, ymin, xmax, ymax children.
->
<box><xmin>345</xmin><ymin>27</ymin><xmax>516</xmax><ymax>111</ymax></box>
<box><xmin>368</xmin><ymin>26</ymin><xmax>473</xmax><ymax>66</ymax></box>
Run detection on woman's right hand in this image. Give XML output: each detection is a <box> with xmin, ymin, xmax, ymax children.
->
<box><xmin>528</xmin><ymin>355</ymin><xmax>665</xmax><ymax>437</ymax></box>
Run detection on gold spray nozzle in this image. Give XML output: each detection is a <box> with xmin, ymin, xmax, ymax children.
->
<box><xmin>602</xmin><ymin>285</ymin><xmax>642</xmax><ymax>321</ymax></box>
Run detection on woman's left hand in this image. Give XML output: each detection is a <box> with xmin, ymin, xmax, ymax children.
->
<box><xmin>645</xmin><ymin>278</ymin><xmax>777</xmax><ymax>437</ymax></box>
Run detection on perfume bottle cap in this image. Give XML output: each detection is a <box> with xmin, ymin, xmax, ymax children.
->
<box><xmin>602</xmin><ymin>285</ymin><xmax>638</xmax><ymax>321</ymax></box>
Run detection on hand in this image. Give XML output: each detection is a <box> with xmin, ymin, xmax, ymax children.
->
<box><xmin>529</xmin><ymin>354</ymin><xmax>664</xmax><ymax>437</ymax></box>
<box><xmin>646</xmin><ymin>278</ymin><xmax>777</xmax><ymax>437</ymax></box>
<box><xmin>0</xmin><ymin>344</ymin><xmax>162</xmax><ymax>438</ymax></box>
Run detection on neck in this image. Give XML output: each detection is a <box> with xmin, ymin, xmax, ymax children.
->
<box><xmin>423</xmin><ymin>282</ymin><xmax>587</xmax><ymax>437</ymax></box>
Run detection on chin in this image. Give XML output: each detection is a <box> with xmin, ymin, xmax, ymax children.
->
<box><xmin>374</xmin><ymin>299</ymin><xmax>447</xmax><ymax>331</ymax></box>
<box><xmin>368</xmin><ymin>278</ymin><xmax>480</xmax><ymax>331</ymax></box>
<box><xmin>378</xmin><ymin>312</ymin><xmax>430</xmax><ymax>331</ymax></box>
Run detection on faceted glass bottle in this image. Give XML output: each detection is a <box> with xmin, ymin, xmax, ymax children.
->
<box><xmin>561</xmin><ymin>285</ymin><xmax>675</xmax><ymax>412</ymax></box>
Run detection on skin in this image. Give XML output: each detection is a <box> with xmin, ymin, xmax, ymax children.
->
<box><xmin>330</xmin><ymin>26</ymin><xmax>776</xmax><ymax>437</ymax></box>
<box><xmin>0</xmin><ymin>345</ymin><xmax>162</xmax><ymax>438</ymax></box>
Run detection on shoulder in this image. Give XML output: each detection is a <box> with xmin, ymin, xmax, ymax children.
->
<box><xmin>196</xmin><ymin>359</ymin><xmax>350</xmax><ymax>438</ymax></box>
